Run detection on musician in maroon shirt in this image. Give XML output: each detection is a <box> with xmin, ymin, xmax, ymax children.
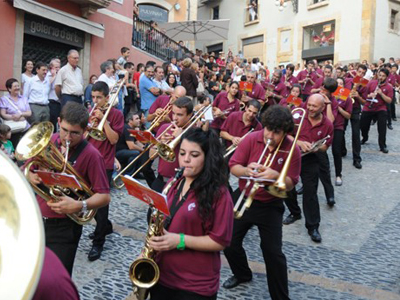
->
<box><xmin>27</xmin><ymin>102</ymin><xmax>110</xmax><ymax>274</ymax></box>
<box><xmin>282</xmin><ymin>64</ymin><xmax>299</xmax><ymax>97</ymax></box>
<box><xmin>283</xmin><ymin>94</ymin><xmax>333</xmax><ymax>243</ymax></box>
<box><xmin>148</xmin><ymin>86</ymin><xmax>187</xmax><ymax>134</ymax></box>
<box><xmin>265</xmin><ymin>70</ymin><xmax>286</xmax><ymax>107</ymax></box>
<box><xmin>220</xmin><ymin>100</ymin><xmax>262</xmax><ymax>149</ymax></box>
<box><xmin>151</xmin><ymin>97</ymin><xmax>194</xmax><ymax>192</ymax></box>
<box><xmin>332</xmin><ymin>77</ymin><xmax>353</xmax><ymax>186</ymax></box>
<box><xmin>279</xmin><ymin>84</ymin><xmax>303</xmax><ymax>110</ymax></box>
<box><xmin>345</xmin><ymin>64</ymin><xmax>369</xmax><ymax>169</ymax></box>
<box><xmin>310</xmin><ymin>65</ymin><xmax>334</xmax><ymax>94</ymax></box>
<box><xmin>360</xmin><ymin>68</ymin><xmax>393</xmax><ymax>153</ymax></box>
<box><xmin>297</xmin><ymin>61</ymin><xmax>318</xmax><ymax>101</ymax></box>
<box><xmin>241</xmin><ymin>71</ymin><xmax>265</xmax><ymax>105</ymax></box>
<box><xmin>87</xmin><ymin>81</ymin><xmax>124</xmax><ymax>261</ymax></box>
<box><xmin>386</xmin><ymin>64</ymin><xmax>398</xmax><ymax>129</ymax></box>
<box><xmin>223</xmin><ymin>105</ymin><xmax>301</xmax><ymax>300</ymax></box>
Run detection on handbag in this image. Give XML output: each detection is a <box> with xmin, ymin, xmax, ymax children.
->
<box><xmin>2</xmin><ymin>96</ymin><xmax>28</xmax><ymax>133</ymax></box>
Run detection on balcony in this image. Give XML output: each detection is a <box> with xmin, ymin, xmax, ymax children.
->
<box><xmin>69</xmin><ymin>0</ymin><xmax>112</xmax><ymax>17</ymax></box>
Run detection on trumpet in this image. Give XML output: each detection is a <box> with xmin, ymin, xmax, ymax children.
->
<box><xmin>224</xmin><ymin>129</ymin><xmax>254</xmax><ymax>158</ymax></box>
<box><xmin>87</xmin><ymin>75</ymin><xmax>126</xmax><ymax>141</ymax></box>
<box><xmin>129</xmin><ymin>168</ymin><xmax>185</xmax><ymax>300</ymax></box>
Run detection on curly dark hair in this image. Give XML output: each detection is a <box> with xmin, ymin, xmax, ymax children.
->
<box><xmin>180</xmin><ymin>128</ymin><xmax>229</xmax><ymax>225</ymax></box>
<box><xmin>261</xmin><ymin>105</ymin><xmax>294</xmax><ymax>134</ymax></box>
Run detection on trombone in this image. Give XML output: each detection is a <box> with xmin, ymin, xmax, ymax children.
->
<box><xmin>224</xmin><ymin>128</ymin><xmax>254</xmax><ymax>158</ymax></box>
<box><xmin>87</xmin><ymin>75</ymin><xmax>126</xmax><ymax>141</ymax></box>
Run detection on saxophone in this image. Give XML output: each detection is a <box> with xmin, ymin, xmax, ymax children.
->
<box><xmin>129</xmin><ymin>167</ymin><xmax>185</xmax><ymax>300</ymax></box>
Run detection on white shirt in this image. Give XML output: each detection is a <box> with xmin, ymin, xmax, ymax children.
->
<box><xmin>46</xmin><ymin>72</ymin><xmax>59</xmax><ymax>101</ymax></box>
<box><xmin>55</xmin><ymin>63</ymin><xmax>84</xmax><ymax>96</ymax></box>
<box><xmin>21</xmin><ymin>73</ymin><xmax>33</xmax><ymax>96</ymax></box>
<box><xmin>153</xmin><ymin>79</ymin><xmax>172</xmax><ymax>93</ymax></box>
<box><xmin>24</xmin><ymin>75</ymin><xmax>50</xmax><ymax>105</ymax></box>
<box><xmin>97</xmin><ymin>73</ymin><xmax>117</xmax><ymax>89</ymax></box>
<box><xmin>365</xmin><ymin>69</ymin><xmax>374</xmax><ymax>80</ymax></box>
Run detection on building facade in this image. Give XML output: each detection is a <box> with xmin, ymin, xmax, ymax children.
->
<box><xmin>196</xmin><ymin>0</ymin><xmax>400</xmax><ymax>67</ymax></box>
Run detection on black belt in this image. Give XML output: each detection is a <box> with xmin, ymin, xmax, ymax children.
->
<box><xmin>42</xmin><ymin>217</ymin><xmax>72</xmax><ymax>224</ymax></box>
<box><xmin>49</xmin><ymin>99</ymin><xmax>60</xmax><ymax>104</ymax></box>
<box><xmin>30</xmin><ymin>103</ymin><xmax>48</xmax><ymax>107</ymax></box>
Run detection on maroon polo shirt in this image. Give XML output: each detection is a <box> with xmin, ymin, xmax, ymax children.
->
<box><xmin>36</xmin><ymin>134</ymin><xmax>110</xmax><ymax>219</ymax></box>
<box><xmin>149</xmin><ymin>95</ymin><xmax>173</xmax><ymax>134</ymax></box>
<box><xmin>33</xmin><ymin>248</ymin><xmax>80</xmax><ymax>300</ymax></box>
<box><xmin>297</xmin><ymin>114</ymin><xmax>334</xmax><ymax>147</ymax></box>
<box><xmin>297</xmin><ymin>70</ymin><xmax>318</xmax><ymax>95</ymax></box>
<box><xmin>155</xmin><ymin>122</ymin><xmax>180</xmax><ymax>178</ymax></box>
<box><xmin>345</xmin><ymin>78</ymin><xmax>368</xmax><ymax>110</ymax></box>
<box><xmin>266</xmin><ymin>81</ymin><xmax>286</xmax><ymax>105</ymax></box>
<box><xmin>260</xmin><ymin>78</ymin><xmax>271</xmax><ymax>90</ymax></box>
<box><xmin>89</xmin><ymin>107</ymin><xmax>124</xmax><ymax>170</ymax></box>
<box><xmin>334</xmin><ymin>97</ymin><xmax>353</xmax><ymax>130</ymax></box>
<box><xmin>311</xmin><ymin>77</ymin><xmax>324</xmax><ymax>90</ymax></box>
<box><xmin>248</xmin><ymin>82</ymin><xmax>265</xmax><ymax>102</ymax></box>
<box><xmin>220</xmin><ymin>111</ymin><xmax>262</xmax><ymax>147</ymax></box>
<box><xmin>157</xmin><ymin>178</ymin><xmax>233</xmax><ymax>296</ymax></box>
<box><xmin>229</xmin><ymin>130</ymin><xmax>301</xmax><ymax>202</ymax></box>
<box><xmin>210</xmin><ymin>92</ymin><xmax>240</xmax><ymax>130</ymax></box>
<box><xmin>363</xmin><ymin>80</ymin><xmax>394</xmax><ymax>112</ymax></box>
<box><xmin>281</xmin><ymin>75</ymin><xmax>299</xmax><ymax>97</ymax></box>
<box><xmin>387</xmin><ymin>74</ymin><xmax>397</xmax><ymax>87</ymax></box>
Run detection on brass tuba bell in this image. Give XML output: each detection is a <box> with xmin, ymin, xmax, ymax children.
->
<box><xmin>15</xmin><ymin>122</ymin><xmax>96</xmax><ymax>225</ymax></box>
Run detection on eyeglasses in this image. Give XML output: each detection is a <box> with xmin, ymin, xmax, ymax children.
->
<box><xmin>60</xmin><ymin>127</ymin><xmax>82</xmax><ymax>138</ymax></box>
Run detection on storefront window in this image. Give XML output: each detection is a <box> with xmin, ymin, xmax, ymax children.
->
<box><xmin>303</xmin><ymin>21</ymin><xmax>335</xmax><ymax>50</ymax></box>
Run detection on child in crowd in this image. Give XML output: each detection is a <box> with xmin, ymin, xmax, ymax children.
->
<box><xmin>0</xmin><ymin>124</ymin><xmax>15</xmax><ymax>160</ymax></box>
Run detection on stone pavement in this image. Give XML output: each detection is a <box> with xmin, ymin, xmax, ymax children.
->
<box><xmin>73</xmin><ymin>107</ymin><xmax>400</xmax><ymax>300</ymax></box>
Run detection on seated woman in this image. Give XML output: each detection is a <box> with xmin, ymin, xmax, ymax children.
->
<box><xmin>149</xmin><ymin>128</ymin><xmax>234</xmax><ymax>300</ymax></box>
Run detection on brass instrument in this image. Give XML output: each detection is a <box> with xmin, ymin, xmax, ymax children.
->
<box><xmin>240</xmin><ymin>101</ymin><xmax>246</xmax><ymax>110</ymax></box>
<box><xmin>87</xmin><ymin>75</ymin><xmax>126</xmax><ymax>141</ymax></box>
<box><xmin>157</xmin><ymin>105</ymin><xmax>211</xmax><ymax>162</ymax></box>
<box><xmin>224</xmin><ymin>129</ymin><xmax>254</xmax><ymax>158</ymax></box>
<box><xmin>129</xmin><ymin>168</ymin><xmax>185</xmax><ymax>300</ymax></box>
<box><xmin>15</xmin><ymin>122</ymin><xmax>96</xmax><ymax>225</ymax></box>
<box><xmin>268</xmin><ymin>108</ymin><xmax>306</xmax><ymax>198</ymax></box>
<box><xmin>0</xmin><ymin>151</ymin><xmax>45</xmax><ymax>299</ymax></box>
<box><xmin>148</xmin><ymin>98</ymin><xmax>174</xmax><ymax>132</ymax></box>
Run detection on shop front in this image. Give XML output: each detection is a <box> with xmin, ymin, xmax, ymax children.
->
<box><xmin>302</xmin><ymin>20</ymin><xmax>335</xmax><ymax>63</ymax></box>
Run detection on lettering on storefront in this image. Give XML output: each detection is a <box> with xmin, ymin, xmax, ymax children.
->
<box><xmin>24</xmin><ymin>14</ymin><xmax>84</xmax><ymax>48</ymax></box>
<box><xmin>139</xmin><ymin>4</ymin><xmax>168</xmax><ymax>23</ymax></box>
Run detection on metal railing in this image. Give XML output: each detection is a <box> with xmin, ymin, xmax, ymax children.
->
<box><xmin>132</xmin><ymin>18</ymin><xmax>193</xmax><ymax>61</ymax></box>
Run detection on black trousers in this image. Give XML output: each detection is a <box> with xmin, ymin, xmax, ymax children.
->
<box><xmin>116</xmin><ymin>149</ymin><xmax>140</xmax><ymax>175</ymax></box>
<box><xmin>332</xmin><ymin>129</ymin><xmax>344</xmax><ymax>177</ymax></box>
<box><xmin>387</xmin><ymin>89</ymin><xmax>396</xmax><ymax>125</ymax></box>
<box><xmin>44</xmin><ymin>217</ymin><xmax>82</xmax><ymax>275</ymax></box>
<box><xmin>301</xmin><ymin>154</ymin><xmax>320</xmax><ymax>231</ymax></box>
<box><xmin>223</xmin><ymin>200</ymin><xmax>290</xmax><ymax>300</ymax></box>
<box><xmin>92</xmin><ymin>169</ymin><xmax>113</xmax><ymax>247</ymax></box>
<box><xmin>360</xmin><ymin>110</ymin><xmax>388</xmax><ymax>150</ymax></box>
<box><xmin>150</xmin><ymin>283</ymin><xmax>217</xmax><ymax>300</ymax></box>
<box><xmin>283</xmin><ymin>188</ymin><xmax>301</xmax><ymax>217</ymax></box>
<box><xmin>343</xmin><ymin>109</ymin><xmax>362</xmax><ymax>163</ymax></box>
<box><xmin>49</xmin><ymin>100</ymin><xmax>61</xmax><ymax>133</ymax></box>
<box><xmin>316</xmin><ymin>151</ymin><xmax>334</xmax><ymax>200</ymax></box>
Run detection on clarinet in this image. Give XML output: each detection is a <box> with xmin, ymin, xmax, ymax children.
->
<box><xmin>368</xmin><ymin>80</ymin><xmax>383</xmax><ymax>109</ymax></box>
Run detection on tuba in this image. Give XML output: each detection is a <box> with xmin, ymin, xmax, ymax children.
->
<box><xmin>15</xmin><ymin>122</ymin><xmax>96</xmax><ymax>225</ymax></box>
<box><xmin>0</xmin><ymin>151</ymin><xmax>45</xmax><ymax>300</ymax></box>
<box><xmin>129</xmin><ymin>168</ymin><xmax>185</xmax><ymax>300</ymax></box>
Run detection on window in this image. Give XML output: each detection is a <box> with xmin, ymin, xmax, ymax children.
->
<box><xmin>311</xmin><ymin>0</ymin><xmax>327</xmax><ymax>4</ymax></box>
<box><xmin>212</xmin><ymin>6</ymin><xmax>219</xmax><ymax>20</ymax></box>
<box><xmin>245</xmin><ymin>0</ymin><xmax>258</xmax><ymax>23</ymax></box>
<box><xmin>303</xmin><ymin>21</ymin><xmax>335</xmax><ymax>50</ymax></box>
<box><xmin>390</xmin><ymin>9</ymin><xmax>398</xmax><ymax>30</ymax></box>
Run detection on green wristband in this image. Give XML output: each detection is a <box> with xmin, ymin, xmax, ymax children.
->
<box><xmin>177</xmin><ymin>233</ymin><xmax>185</xmax><ymax>250</ymax></box>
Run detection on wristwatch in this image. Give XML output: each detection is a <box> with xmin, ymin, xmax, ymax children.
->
<box><xmin>80</xmin><ymin>200</ymin><xmax>88</xmax><ymax>214</ymax></box>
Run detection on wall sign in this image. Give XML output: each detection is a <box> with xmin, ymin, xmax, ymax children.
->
<box><xmin>138</xmin><ymin>4</ymin><xmax>168</xmax><ymax>23</ymax></box>
<box><xmin>24</xmin><ymin>14</ymin><xmax>84</xmax><ymax>48</ymax></box>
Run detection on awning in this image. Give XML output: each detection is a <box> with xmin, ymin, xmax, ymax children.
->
<box><xmin>13</xmin><ymin>0</ymin><xmax>105</xmax><ymax>38</ymax></box>
<box><xmin>158</xmin><ymin>19</ymin><xmax>230</xmax><ymax>41</ymax></box>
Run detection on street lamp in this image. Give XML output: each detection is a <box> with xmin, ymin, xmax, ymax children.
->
<box><xmin>276</xmin><ymin>0</ymin><xmax>298</xmax><ymax>13</ymax></box>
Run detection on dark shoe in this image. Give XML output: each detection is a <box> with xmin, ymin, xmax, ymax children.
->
<box><xmin>89</xmin><ymin>226</ymin><xmax>113</xmax><ymax>239</ymax></box>
<box><xmin>341</xmin><ymin>149</ymin><xmax>347</xmax><ymax>157</ymax></box>
<box><xmin>222</xmin><ymin>276</ymin><xmax>252</xmax><ymax>289</ymax></box>
<box><xmin>393</xmin><ymin>117</ymin><xmax>397</xmax><ymax>121</ymax></box>
<box><xmin>361</xmin><ymin>138</ymin><xmax>368</xmax><ymax>145</ymax></box>
<box><xmin>327</xmin><ymin>197</ymin><xmax>335</xmax><ymax>207</ymax></box>
<box><xmin>88</xmin><ymin>245</ymin><xmax>103</xmax><ymax>261</ymax></box>
<box><xmin>283</xmin><ymin>214</ymin><xmax>301</xmax><ymax>225</ymax></box>
<box><xmin>353</xmin><ymin>161</ymin><xmax>362</xmax><ymax>169</ymax></box>
<box><xmin>372</xmin><ymin>120</ymin><xmax>377</xmax><ymax>125</ymax></box>
<box><xmin>381</xmin><ymin>147</ymin><xmax>389</xmax><ymax>154</ymax></box>
<box><xmin>308</xmin><ymin>229</ymin><xmax>322</xmax><ymax>243</ymax></box>
<box><xmin>296</xmin><ymin>186</ymin><xmax>303</xmax><ymax>195</ymax></box>
<box><xmin>388</xmin><ymin>124</ymin><xmax>393</xmax><ymax>130</ymax></box>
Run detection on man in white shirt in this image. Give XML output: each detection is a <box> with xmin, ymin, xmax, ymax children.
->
<box><xmin>47</xmin><ymin>58</ymin><xmax>61</xmax><ymax>132</ymax></box>
<box><xmin>24</xmin><ymin>61</ymin><xmax>50</xmax><ymax>124</ymax></box>
<box><xmin>97</xmin><ymin>61</ymin><xmax>117</xmax><ymax>89</ymax></box>
<box><xmin>55</xmin><ymin>49</ymin><xmax>84</xmax><ymax>107</ymax></box>
<box><xmin>153</xmin><ymin>66</ymin><xmax>173</xmax><ymax>94</ymax></box>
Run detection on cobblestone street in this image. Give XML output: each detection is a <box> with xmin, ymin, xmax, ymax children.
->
<box><xmin>73</xmin><ymin>107</ymin><xmax>400</xmax><ymax>300</ymax></box>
